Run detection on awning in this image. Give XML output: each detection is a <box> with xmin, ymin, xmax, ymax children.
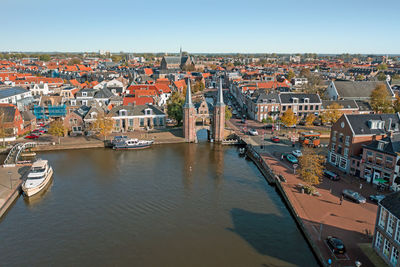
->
<box><xmin>375</xmin><ymin>178</ymin><xmax>388</xmax><ymax>184</ymax></box>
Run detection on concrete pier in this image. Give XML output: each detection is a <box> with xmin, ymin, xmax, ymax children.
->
<box><xmin>0</xmin><ymin>165</ymin><xmax>30</xmax><ymax>218</ymax></box>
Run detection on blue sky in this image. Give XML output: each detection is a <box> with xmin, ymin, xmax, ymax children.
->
<box><xmin>2</xmin><ymin>0</ymin><xmax>399</xmax><ymax>54</ymax></box>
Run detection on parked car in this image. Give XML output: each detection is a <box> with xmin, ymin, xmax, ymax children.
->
<box><xmin>369</xmin><ymin>194</ymin><xmax>385</xmax><ymax>203</ymax></box>
<box><xmin>285</xmin><ymin>154</ymin><xmax>298</xmax><ymax>164</ymax></box>
<box><xmin>326</xmin><ymin>236</ymin><xmax>346</xmax><ymax>254</ymax></box>
<box><xmin>25</xmin><ymin>134</ymin><xmax>39</xmax><ymax>139</ymax></box>
<box><xmin>271</xmin><ymin>136</ymin><xmax>280</xmax><ymax>143</ymax></box>
<box><xmin>264</xmin><ymin>124</ymin><xmax>273</xmax><ymax>129</ymax></box>
<box><xmin>323</xmin><ymin>170</ymin><xmax>340</xmax><ymax>181</ymax></box>
<box><xmin>32</xmin><ymin>129</ymin><xmax>45</xmax><ymax>135</ymax></box>
<box><xmin>342</xmin><ymin>189</ymin><xmax>366</xmax><ymax>203</ymax></box>
<box><xmin>248</xmin><ymin>129</ymin><xmax>258</xmax><ymax>136</ymax></box>
<box><xmin>292</xmin><ymin>150</ymin><xmax>302</xmax><ymax>157</ymax></box>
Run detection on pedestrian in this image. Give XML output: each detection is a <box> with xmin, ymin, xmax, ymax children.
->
<box><xmin>360</xmin><ymin>183</ymin><xmax>363</xmax><ymax>190</ymax></box>
<box><xmin>340</xmin><ymin>195</ymin><xmax>343</xmax><ymax>205</ymax></box>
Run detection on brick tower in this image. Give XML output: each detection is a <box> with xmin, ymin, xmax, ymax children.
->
<box><xmin>213</xmin><ymin>78</ymin><xmax>225</xmax><ymax>142</ymax></box>
<box><xmin>183</xmin><ymin>79</ymin><xmax>196</xmax><ymax>142</ymax></box>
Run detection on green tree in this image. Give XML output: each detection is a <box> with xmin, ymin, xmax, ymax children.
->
<box><xmin>48</xmin><ymin>120</ymin><xmax>66</xmax><ymax>144</ymax></box>
<box><xmin>39</xmin><ymin>54</ymin><xmax>51</xmax><ymax>61</ymax></box>
<box><xmin>225</xmin><ymin>106</ymin><xmax>232</xmax><ymax>121</ymax></box>
<box><xmin>321</xmin><ymin>102</ymin><xmax>343</xmax><ymax>124</ymax></box>
<box><xmin>287</xmin><ymin>70</ymin><xmax>295</xmax><ymax>81</ymax></box>
<box><xmin>111</xmin><ymin>55</ymin><xmax>122</xmax><ymax>63</ymax></box>
<box><xmin>280</xmin><ymin>108</ymin><xmax>297</xmax><ymax>127</ymax></box>
<box><xmin>377</xmin><ymin>72</ymin><xmax>387</xmax><ymax>81</ymax></box>
<box><xmin>167</xmin><ymin>92</ymin><xmax>185</xmax><ymax>126</ymax></box>
<box><xmin>192</xmin><ymin>81</ymin><xmax>205</xmax><ymax>93</ymax></box>
<box><xmin>370</xmin><ymin>84</ymin><xmax>394</xmax><ymax>113</ymax></box>
<box><xmin>91</xmin><ymin>113</ymin><xmax>114</xmax><ymax>141</ymax></box>
<box><xmin>299</xmin><ymin>148</ymin><xmax>325</xmax><ymax>186</ymax></box>
<box><xmin>377</xmin><ymin>63</ymin><xmax>388</xmax><ymax>71</ymax></box>
<box><xmin>68</xmin><ymin>58</ymin><xmax>81</xmax><ymax>65</ymax></box>
<box><xmin>356</xmin><ymin>74</ymin><xmax>365</xmax><ymax>81</ymax></box>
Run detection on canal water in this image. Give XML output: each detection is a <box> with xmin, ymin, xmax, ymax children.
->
<box><xmin>0</xmin><ymin>143</ymin><xmax>318</xmax><ymax>267</ymax></box>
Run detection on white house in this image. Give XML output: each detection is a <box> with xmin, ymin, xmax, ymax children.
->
<box><xmin>30</xmin><ymin>82</ymin><xmax>50</xmax><ymax>96</ymax></box>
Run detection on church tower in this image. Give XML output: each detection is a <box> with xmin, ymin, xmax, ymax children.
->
<box><xmin>213</xmin><ymin>78</ymin><xmax>225</xmax><ymax>142</ymax></box>
<box><xmin>183</xmin><ymin>79</ymin><xmax>196</xmax><ymax>143</ymax></box>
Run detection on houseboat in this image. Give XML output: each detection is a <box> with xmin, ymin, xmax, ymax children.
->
<box><xmin>22</xmin><ymin>159</ymin><xmax>53</xmax><ymax>197</ymax></box>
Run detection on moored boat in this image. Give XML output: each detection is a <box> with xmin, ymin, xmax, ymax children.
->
<box><xmin>22</xmin><ymin>159</ymin><xmax>53</xmax><ymax>197</ymax></box>
<box><xmin>112</xmin><ymin>137</ymin><xmax>154</xmax><ymax>150</ymax></box>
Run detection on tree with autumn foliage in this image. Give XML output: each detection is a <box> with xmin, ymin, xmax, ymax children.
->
<box><xmin>287</xmin><ymin>70</ymin><xmax>295</xmax><ymax>81</ymax></box>
<box><xmin>393</xmin><ymin>95</ymin><xmax>400</xmax><ymax>113</ymax></box>
<box><xmin>370</xmin><ymin>84</ymin><xmax>394</xmax><ymax>113</ymax></box>
<box><xmin>91</xmin><ymin>113</ymin><xmax>115</xmax><ymax>141</ymax></box>
<box><xmin>299</xmin><ymin>148</ymin><xmax>325</xmax><ymax>186</ymax></box>
<box><xmin>305</xmin><ymin>113</ymin><xmax>316</xmax><ymax>126</ymax></box>
<box><xmin>280</xmin><ymin>108</ymin><xmax>297</xmax><ymax>127</ymax></box>
<box><xmin>321</xmin><ymin>102</ymin><xmax>343</xmax><ymax>124</ymax></box>
<box><xmin>48</xmin><ymin>120</ymin><xmax>67</xmax><ymax>144</ymax></box>
<box><xmin>225</xmin><ymin>106</ymin><xmax>232</xmax><ymax>121</ymax></box>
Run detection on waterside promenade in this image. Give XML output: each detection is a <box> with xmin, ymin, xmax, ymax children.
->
<box><xmin>0</xmin><ymin>165</ymin><xmax>30</xmax><ymax>219</ymax></box>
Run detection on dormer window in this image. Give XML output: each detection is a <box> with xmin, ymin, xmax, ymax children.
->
<box><xmin>91</xmin><ymin>112</ymin><xmax>97</xmax><ymax>119</ymax></box>
<box><xmin>82</xmin><ymin>92</ymin><xmax>87</xmax><ymax>97</ymax></box>
<box><xmin>292</xmin><ymin>98</ymin><xmax>298</xmax><ymax>104</ymax></box>
<box><xmin>145</xmin><ymin>108</ymin><xmax>152</xmax><ymax>115</ymax></box>
<box><xmin>368</xmin><ymin>120</ymin><xmax>384</xmax><ymax>130</ymax></box>
<box><xmin>119</xmin><ymin>109</ymin><xmax>127</xmax><ymax>116</ymax></box>
<box><xmin>304</xmin><ymin>98</ymin><xmax>309</xmax><ymax>103</ymax></box>
<box><xmin>378</xmin><ymin>141</ymin><xmax>385</xmax><ymax>150</ymax></box>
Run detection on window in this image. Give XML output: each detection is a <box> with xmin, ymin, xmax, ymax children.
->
<box><xmin>388</xmin><ymin>213</ymin><xmax>395</xmax><ymax>236</ymax></box>
<box><xmin>391</xmin><ymin>247</ymin><xmax>399</xmax><ymax>265</ymax></box>
<box><xmin>339</xmin><ymin>134</ymin><xmax>344</xmax><ymax>143</ymax></box>
<box><xmin>331</xmin><ymin>142</ymin><xmax>336</xmax><ymax>151</ymax></box>
<box><xmin>379</xmin><ymin>208</ymin><xmax>388</xmax><ymax>228</ymax></box>
<box><xmin>82</xmin><ymin>92</ymin><xmax>87</xmax><ymax>97</ymax></box>
<box><xmin>260</xmin><ymin>106</ymin><xmax>264</xmax><ymax>112</ymax></box>
<box><xmin>396</xmin><ymin>221</ymin><xmax>400</xmax><ymax>243</ymax></box>
<box><xmin>386</xmin><ymin>157</ymin><xmax>393</xmax><ymax>169</ymax></box>
<box><xmin>345</xmin><ymin>136</ymin><xmax>350</xmax><ymax>146</ymax></box>
<box><xmin>332</xmin><ymin>131</ymin><xmax>337</xmax><ymax>142</ymax></box>
<box><xmin>378</xmin><ymin>141</ymin><xmax>385</xmax><ymax>150</ymax></box>
<box><xmin>337</xmin><ymin>145</ymin><xmax>342</xmax><ymax>154</ymax></box>
<box><xmin>140</xmin><ymin>118</ymin><xmax>144</xmax><ymax>127</ymax></box>
<box><xmin>344</xmin><ymin>148</ymin><xmax>349</xmax><ymax>157</ymax></box>
<box><xmin>299</xmin><ymin>105</ymin><xmax>303</xmax><ymax>111</ymax></box>
<box><xmin>129</xmin><ymin>119</ymin><xmax>134</xmax><ymax>127</ymax></box>
<box><xmin>304</xmin><ymin>98</ymin><xmax>309</xmax><ymax>103</ymax></box>
<box><xmin>384</xmin><ymin>238</ymin><xmax>391</xmax><ymax>258</ymax></box>
<box><xmin>159</xmin><ymin>117</ymin><xmax>164</xmax><ymax>126</ymax></box>
<box><xmin>315</xmin><ymin>105</ymin><xmax>319</xmax><ymax>110</ymax></box>
<box><xmin>339</xmin><ymin>157</ymin><xmax>347</xmax><ymax>169</ymax></box>
<box><xmin>282</xmin><ymin>106</ymin><xmax>286</xmax><ymax>111</ymax></box>
<box><xmin>305</xmin><ymin>105</ymin><xmax>308</xmax><ymax>111</ymax></box>
<box><xmin>330</xmin><ymin>153</ymin><xmax>337</xmax><ymax>164</ymax></box>
<box><xmin>367</xmin><ymin>151</ymin><xmax>373</xmax><ymax>163</ymax></box>
<box><xmin>376</xmin><ymin>231</ymin><xmax>383</xmax><ymax>249</ymax></box>
<box><xmin>376</xmin><ymin>154</ymin><xmax>383</xmax><ymax>165</ymax></box>
<box><xmin>153</xmin><ymin>117</ymin><xmax>157</xmax><ymax>126</ymax></box>
<box><xmin>115</xmin><ymin>120</ymin><xmax>120</xmax><ymax>127</ymax></box>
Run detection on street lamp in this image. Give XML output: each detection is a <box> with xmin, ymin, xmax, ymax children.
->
<box><xmin>8</xmin><ymin>171</ymin><xmax>12</xmax><ymax>189</ymax></box>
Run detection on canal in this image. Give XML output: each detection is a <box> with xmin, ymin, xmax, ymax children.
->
<box><xmin>0</xmin><ymin>143</ymin><xmax>318</xmax><ymax>266</ymax></box>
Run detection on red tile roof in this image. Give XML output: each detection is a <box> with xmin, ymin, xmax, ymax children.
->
<box><xmin>123</xmin><ymin>96</ymin><xmax>154</xmax><ymax>106</ymax></box>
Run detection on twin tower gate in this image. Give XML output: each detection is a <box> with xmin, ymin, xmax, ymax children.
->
<box><xmin>183</xmin><ymin>79</ymin><xmax>225</xmax><ymax>143</ymax></box>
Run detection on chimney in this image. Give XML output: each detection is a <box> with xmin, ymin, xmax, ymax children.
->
<box><xmin>372</xmin><ymin>135</ymin><xmax>376</xmax><ymax>141</ymax></box>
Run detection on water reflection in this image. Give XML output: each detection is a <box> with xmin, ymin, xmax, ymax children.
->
<box><xmin>183</xmin><ymin>143</ymin><xmax>196</xmax><ymax>190</ymax></box>
<box><xmin>23</xmin><ymin>177</ymin><xmax>54</xmax><ymax>207</ymax></box>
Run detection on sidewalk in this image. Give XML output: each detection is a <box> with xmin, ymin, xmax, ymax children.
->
<box><xmin>261</xmin><ymin>152</ymin><xmax>377</xmax><ymax>266</ymax></box>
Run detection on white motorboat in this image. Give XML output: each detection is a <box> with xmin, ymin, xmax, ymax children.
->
<box><xmin>112</xmin><ymin>137</ymin><xmax>154</xmax><ymax>150</ymax></box>
<box><xmin>22</xmin><ymin>159</ymin><xmax>53</xmax><ymax>197</ymax></box>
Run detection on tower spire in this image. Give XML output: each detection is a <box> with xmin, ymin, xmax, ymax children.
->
<box><xmin>183</xmin><ymin>78</ymin><xmax>193</xmax><ymax>108</ymax></box>
<box><xmin>216</xmin><ymin>78</ymin><xmax>225</xmax><ymax>106</ymax></box>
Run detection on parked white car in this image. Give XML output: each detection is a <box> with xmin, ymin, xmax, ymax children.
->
<box><xmin>248</xmin><ymin>129</ymin><xmax>258</xmax><ymax>136</ymax></box>
<box><xmin>292</xmin><ymin>150</ymin><xmax>302</xmax><ymax>157</ymax></box>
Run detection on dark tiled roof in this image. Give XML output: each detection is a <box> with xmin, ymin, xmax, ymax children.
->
<box><xmin>346</xmin><ymin>113</ymin><xmax>400</xmax><ymax>135</ymax></box>
<box><xmin>109</xmin><ymin>104</ymin><xmax>165</xmax><ymax>117</ymax></box>
<box><xmin>333</xmin><ymin>81</ymin><xmax>393</xmax><ymax>99</ymax></box>
<box><xmin>0</xmin><ymin>105</ymin><xmax>16</xmax><ymax>122</ymax></box>
<box><xmin>253</xmin><ymin>91</ymin><xmax>280</xmax><ymax>104</ymax></box>
<box><xmin>380</xmin><ymin>192</ymin><xmax>400</xmax><ymax>219</ymax></box>
<box><xmin>321</xmin><ymin>100</ymin><xmax>358</xmax><ymax>109</ymax></box>
<box><xmin>94</xmin><ymin>88</ymin><xmax>114</xmax><ymax>99</ymax></box>
<box><xmin>363</xmin><ymin>133</ymin><xmax>400</xmax><ymax>156</ymax></box>
<box><xmin>279</xmin><ymin>93</ymin><xmax>321</xmax><ymax>104</ymax></box>
<box><xmin>355</xmin><ymin>100</ymin><xmax>373</xmax><ymax>111</ymax></box>
<box><xmin>0</xmin><ymin>87</ymin><xmax>29</xmax><ymax>99</ymax></box>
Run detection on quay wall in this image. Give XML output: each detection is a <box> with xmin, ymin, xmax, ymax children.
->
<box><xmin>244</xmin><ymin>144</ymin><xmax>326</xmax><ymax>267</ymax></box>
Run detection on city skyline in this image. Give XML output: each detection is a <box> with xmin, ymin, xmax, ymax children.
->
<box><xmin>2</xmin><ymin>0</ymin><xmax>399</xmax><ymax>54</ymax></box>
